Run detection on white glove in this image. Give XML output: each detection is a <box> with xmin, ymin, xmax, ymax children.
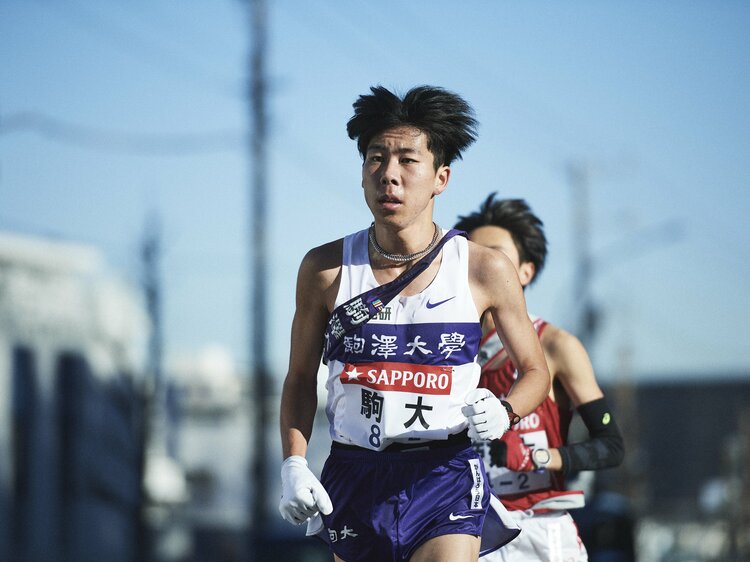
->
<box><xmin>279</xmin><ymin>455</ymin><xmax>333</xmax><ymax>525</ymax></box>
<box><xmin>461</xmin><ymin>388</ymin><xmax>510</xmax><ymax>441</ymax></box>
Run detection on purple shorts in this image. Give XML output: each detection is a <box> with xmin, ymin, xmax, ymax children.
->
<box><xmin>315</xmin><ymin>440</ymin><xmax>490</xmax><ymax>562</ymax></box>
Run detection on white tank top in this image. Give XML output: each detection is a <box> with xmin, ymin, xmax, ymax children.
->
<box><xmin>324</xmin><ymin>227</ymin><xmax>482</xmax><ymax>451</ymax></box>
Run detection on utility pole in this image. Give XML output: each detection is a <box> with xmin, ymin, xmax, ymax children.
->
<box><xmin>248</xmin><ymin>0</ymin><xmax>270</xmax><ymax>559</ymax></box>
<box><xmin>566</xmin><ymin>160</ymin><xmax>645</xmax><ymax>555</ymax></box>
<box><xmin>141</xmin><ymin>214</ymin><xmax>162</xmax><ymax>562</ymax></box>
<box><xmin>143</xmin><ymin>215</ymin><xmax>163</xmax><ymax>410</ymax></box>
<box><xmin>142</xmin><ymin>214</ymin><xmax>172</xmax><ymax>457</ymax></box>
<box><xmin>566</xmin><ymin>160</ymin><xmax>598</xmax><ymax>349</ymax></box>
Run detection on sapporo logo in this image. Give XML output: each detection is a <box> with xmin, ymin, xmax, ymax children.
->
<box><xmin>340</xmin><ymin>361</ymin><xmax>453</xmax><ymax>395</ymax></box>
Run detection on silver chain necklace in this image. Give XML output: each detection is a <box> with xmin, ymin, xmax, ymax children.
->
<box><xmin>368</xmin><ymin>222</ymin><xmax>441</xmax><ymax>263</ymax></box>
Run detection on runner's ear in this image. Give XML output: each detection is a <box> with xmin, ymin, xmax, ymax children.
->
<box><xmin>433</xmin><ymin>165</ymin><xmax>450</xmax><ymax>196</ymax></box>
<box><xmin>517</xmin><ymin>261</ymin><xmax>535</xmax><ymax>287</ymax></box>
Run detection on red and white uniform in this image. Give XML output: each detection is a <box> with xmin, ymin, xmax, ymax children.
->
<box><xmin>476</xmin><ymin>317</ymin><xmax>584</xmax><ymax>511</ymax></box>
<box><xmin>477</xmin><ymin>317</ymin><xmax>588</xmax><ymax>561</ymax></box>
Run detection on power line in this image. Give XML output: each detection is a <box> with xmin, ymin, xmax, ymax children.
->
<box><xmin>1</xmin><ymin>111</ymin><xmax>245</xmax><ymax>156</ymax></box>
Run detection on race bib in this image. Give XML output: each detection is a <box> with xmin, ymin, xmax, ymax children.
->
<box><xmin>476</xmin><ymin>430</ymin><xmax>552</xmax><ymax>495</ymax></box>
<box><xmin>336</xmin><ymin>361</ymin><xmax>462</xmax><ymax>450</ymax></box>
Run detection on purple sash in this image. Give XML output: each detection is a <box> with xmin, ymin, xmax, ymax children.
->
<box><xmin>323</xmin><ymin>229</ymin><xmax>466</xmax><ymax>362</ymax></box>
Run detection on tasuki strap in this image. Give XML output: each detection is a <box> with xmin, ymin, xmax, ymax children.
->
<box><xmin>323</xmin><ymin>229</ymin><xmax>466</xmax><ymax>362</ymax></box>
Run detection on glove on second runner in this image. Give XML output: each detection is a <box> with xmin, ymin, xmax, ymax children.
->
<box><xmin>489</xmin><ymin>430</ymin><xmax>534</xmax><ymax>472</ymax></box>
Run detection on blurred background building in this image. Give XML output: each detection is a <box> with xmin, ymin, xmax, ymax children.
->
<box><xmin>0</xmin><ymin>231</ymin><xmax>148</xmax><ymax>561</ymax></box>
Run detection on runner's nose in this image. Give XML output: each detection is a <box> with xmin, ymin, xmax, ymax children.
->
<box><xmin>380</xmin><ymin>158</ymin><xmax>399</xmax><ymax>186</ymax></box>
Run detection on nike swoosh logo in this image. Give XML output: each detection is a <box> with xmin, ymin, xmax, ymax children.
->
<box><xmin>426</xmin><ymin>296</ymin><xmax>456</xmax><ymax>309</ymax></box>
<box><xmin>449</xmin><ymin>513</ymin><xmax>474</xmax><ymax>521</ymax></box>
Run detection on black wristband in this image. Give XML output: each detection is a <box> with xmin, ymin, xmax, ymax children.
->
<box><xmin>500</xmin><ymin>400</ymin><xmax>521</xmax><ymax>426</ymax></box>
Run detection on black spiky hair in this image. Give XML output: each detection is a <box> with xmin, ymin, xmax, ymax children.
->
<box><xmin>346</xmin><ymin>85</ymin><xmax>478</xmax><ymax>169</ymax></box>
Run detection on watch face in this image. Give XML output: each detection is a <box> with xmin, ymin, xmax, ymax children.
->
<box><xmin>533</xmin><ymin>448</ymin><xmax>551</xmax><ymax>467</ymax></box>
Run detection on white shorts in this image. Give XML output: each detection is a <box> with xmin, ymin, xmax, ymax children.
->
<box><xmin>480</xmin><ymin>510</ymin><xmax>588</xmax><ymax>562</ymax></box>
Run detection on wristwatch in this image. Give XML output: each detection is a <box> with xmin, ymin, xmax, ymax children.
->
<box><xmin>532</xmin><ymin>448</ymin><xmax>552</xmax><ymax>470</ymax></box>
<box><xmin>500</xmin><ymin>400</ymin><xmax>521</xmax><ymax>427</ymax></box>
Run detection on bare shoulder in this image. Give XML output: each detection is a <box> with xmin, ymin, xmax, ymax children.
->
<box><xmin>541</xmin><ymin>322</ymin><xmax>604</xmax><ymax>403</ymax></box>
<box><xmin>466</xmin><ymin>240</ymin><xmax>521</xmax><ymax>314</ymax></box>
<box><xmin>300</xmin><ymin>239</ymin><xmax>343</xmax><ymax>280</ymax></box>
<box><xmin>297</xmin><ymin>239</ymin><xmax>343</xmax><ymax>310</ymax></box>
<box><xmin>467</xmin><ymin>240</ymin><xmax>517</xmax><ymax>287</ymax></box>
<box><xmin>540</xmin><ymin>323</ymin><xmax>586</xmax><ymax>361</ymax></box>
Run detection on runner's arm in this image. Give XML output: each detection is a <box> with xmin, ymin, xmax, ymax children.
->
<box><xmin>280</xmin><ymin>246</ymin><xmax>338</xmax><ymax>459</ymax></box>
<box><xmin>472</xmin><ymin>245</ymin><xmax>551</xmax><ymax>418</ymax></box>
<box><xmin>542</xmin><ymin>327</ymin><xmax>624</xmax><ymax>472</ymax></box>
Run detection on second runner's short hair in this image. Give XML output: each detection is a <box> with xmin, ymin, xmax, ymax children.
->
<box><xmin>455</xmin><ymin>194</ymin><xmax>548</xmax><ymax>284</ymax></box>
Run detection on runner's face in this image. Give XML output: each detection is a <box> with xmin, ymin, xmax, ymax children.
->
<box><xmin>362</xmin><ymin>126</ymin><xmax>449</xmax><ymax>228</ymax></box>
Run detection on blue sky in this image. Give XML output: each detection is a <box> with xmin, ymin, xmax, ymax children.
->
<box><xmin>2</xmin><ymin>0</ymin><xmax>749</xmax><ymax>383</ymax></box>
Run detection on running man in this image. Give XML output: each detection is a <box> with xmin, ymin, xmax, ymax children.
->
<box><xmin>455</xmin><ymin>195</ymin><xmax>625</xmax><ymax>562</ymax></box>
<box><xmin>278</xmin><ymin>87</ymin><xmax>552</xmax><ymax>562</ymax></box>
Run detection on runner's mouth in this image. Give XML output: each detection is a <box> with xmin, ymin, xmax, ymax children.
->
<box><xmin>378</xmin><ymin>196</ymin><xmax>402</xmax><ymax>205</ymax></box>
